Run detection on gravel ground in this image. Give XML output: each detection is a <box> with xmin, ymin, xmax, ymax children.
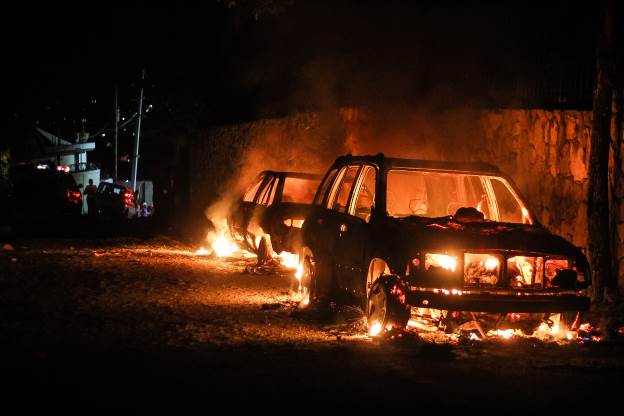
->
<box><xmin>1</xmin><ymin>237</ymin><xmax>623</xmax><ymax>410</ymax></box>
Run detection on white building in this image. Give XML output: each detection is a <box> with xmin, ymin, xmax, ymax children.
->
<box><xmin>36</xmin><ymin>128</ymin><xmax>100</xmax><ymax>215</ymax></box>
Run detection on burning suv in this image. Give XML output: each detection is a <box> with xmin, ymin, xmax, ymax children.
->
<box><xmin>299</xmin><ymin>154</ymin><xmax>590</xmax><ymax>335</ymax></box>
<box><xmin>229</xmin><ymin>171</ymin><xmax>322</xmax><ymax>259</ymax></box>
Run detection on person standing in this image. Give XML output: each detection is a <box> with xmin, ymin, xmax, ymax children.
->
<box><xmin>83</xmin><ymin>179</ymin><xmax>98</xmax><ymax>216</ymax></box>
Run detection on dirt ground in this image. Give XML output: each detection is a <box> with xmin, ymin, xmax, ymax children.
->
<box><xmin>1</xmin><ymin>236</ymin><xmax>623</xmax><ymax>410</ymax></box>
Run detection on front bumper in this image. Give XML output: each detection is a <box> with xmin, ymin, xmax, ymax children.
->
<box><xmin>407</xmin><ymin>287</ymin><xmax>590</xmax><ymax>313</ymax></box>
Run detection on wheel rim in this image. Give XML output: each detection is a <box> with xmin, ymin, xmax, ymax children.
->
<box><xmin>367</xmin><ymin>283</ymin><xmax>387</xmax><ymax>336</ymax></box>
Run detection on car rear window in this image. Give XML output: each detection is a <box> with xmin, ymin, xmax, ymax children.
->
<box><xmin>281</xmin><ymin>177</ymin><xmax>320</xmax><ymax>204</ymax></box>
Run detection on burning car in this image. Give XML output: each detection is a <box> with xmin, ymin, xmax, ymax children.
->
<box><xmin>299</xmin><ymin>154</ymin><xmax>590</xmax><ymax>335</ymax></box>
<box><xmin>228</xmin><ymin>171</ymin><xmax>322</xmax><ymax>260</ymax></box>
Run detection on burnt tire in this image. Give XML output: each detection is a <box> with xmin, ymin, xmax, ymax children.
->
<box><xmin>366</xmin><ymin>275</ymin><xmax>410</xmax><ymax>335</ymax></box>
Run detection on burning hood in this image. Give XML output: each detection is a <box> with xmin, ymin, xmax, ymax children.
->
<box><xmin>384</xmin><ymin>216</ymin><xmax>584</xmax><ymax>260</ymax></box>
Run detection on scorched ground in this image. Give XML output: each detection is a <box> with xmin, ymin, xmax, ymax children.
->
<box><xmin>1</xmin><ymin>237</ymin><xmax>623</xmax><ymax>410</ymax></box>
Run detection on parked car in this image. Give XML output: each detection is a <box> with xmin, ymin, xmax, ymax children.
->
<box><xmin>300</xmin><ymin>154</ymin><xmax>590</xmax><ymax>334</ymax></box>
<box><xmin>8</xmin><ymin>163</ymin><xmax>83</xmax><ymax>221</ymax></box>
<box><xmin>229</xmin><ymin>171</ymin><xmax>322</xmax><ymax>258</ymax></box>
<box><xmin>94</xmin><ymin>182</ymin><xmax>137</xmax><ymax>219</ymax></box>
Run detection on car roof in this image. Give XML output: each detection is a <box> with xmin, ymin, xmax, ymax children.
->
<box><xmin>334</xmin><ymin>154</ymin><xmax>501</xmax><ymax>175</ymax></box>
<box><xmin>260</xmin><ymin>171</ymin><xmax>323</xmax><ymax>180</ymax></box>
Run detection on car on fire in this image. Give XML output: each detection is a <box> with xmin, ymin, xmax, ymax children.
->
<box><xmin>229</xmin><ymin>171</ymin><xmax>322</xmax><ymax>259</ymax></box>
<box><xmin>299</xmin><ymin>154</ymin><xmax>590</xmax><ymax>335</ymax></box>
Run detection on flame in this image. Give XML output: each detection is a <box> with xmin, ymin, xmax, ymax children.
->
<box><xmin>484</xmin><ymin>257</ymin><xmax>499</xmax><ymax>271</ymax></box>
<box><xmin>369</xmin><ymin>322</ymin><xmax>383</xmax><ymax>337</ymax></box>
<box><xmin>277</xmin><ymin>251</ymin><xmax>303</xmax><ymax>283</ymax></box>
<box><xmin>195</xmin><ymin>247</ymin><xmax>209</xmax><ymax>255</ymax></box>
<box><xmin>510</xmin><ymin>256</ymin><xmax>534</xmax><ymax>285</ymax></box>
<box><xmin>211</xmin><ymin>230</ymin><xmax>239</xmax><ymax>257</ymax></box>
<box><xmin>277</xmin><ymin>251</ymin><xmax>299</xmax><ymax>269</ymax></box>
<box><xmin>426</xmin><ymin>253</ymin><xmax>457</xmax><ymax>272</ymax></box>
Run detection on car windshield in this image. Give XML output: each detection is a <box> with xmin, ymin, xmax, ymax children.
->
<box><xmin>386</xmin><ymin>169</ymin><xmax>531</xmax><ymax>224</ymax></box>
<box><xmin>281</xmin><ymin>177</ymin><xmax>320</xmax><ymax>204</ymax></box>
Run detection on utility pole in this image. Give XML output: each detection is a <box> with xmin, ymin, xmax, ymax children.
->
<box><xmin>114</xmin><ymin>86</ymin><xmax>119</xmax><ymax>181</ymax></box>
<box><xmin>130</xmin><ymin>69</ymin><xmax>145</xmax><ymax>193</ymax></box>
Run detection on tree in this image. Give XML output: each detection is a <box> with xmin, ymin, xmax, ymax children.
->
<box><xmin>588</xmin><ymin>0</ymin><xmax>617</xmax><ymax>302</ymax></box>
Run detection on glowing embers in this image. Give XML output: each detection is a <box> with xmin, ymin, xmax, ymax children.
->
<box><xmin>282</xmin><ymin>218</ymin><xmax>305</xmax><ymax>228</ymax></box>
<box><xmin>425</xmin><ymin>253</ymin><xmax>457</xmax><ymax>272</ymax></box>
<box><xmin>507</xmin><ymin>256</ymin><xmax>543</xmax><ymax>288</ymax></box>
<box><xmin>464</xmin><ymin>253</ymin><xmax>500</xmax><ymax>286</ymax></box>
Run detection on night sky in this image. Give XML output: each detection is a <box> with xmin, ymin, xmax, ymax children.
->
<box><xmin>5</xmin><ymin>0</ymin><xmax>606</xmax><ymax>147</ymax></box>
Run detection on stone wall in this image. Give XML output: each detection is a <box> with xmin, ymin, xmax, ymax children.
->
<box><xmin>476</xmin><ymin>110</ymin><xmax>591</xmax><ymax>249</ymax></box>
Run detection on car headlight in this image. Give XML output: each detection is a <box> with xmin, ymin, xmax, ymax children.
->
<box><xmin>425</xmin><ymin>253</ymin><xmax>457</xmax><ymax>272</ymax></box>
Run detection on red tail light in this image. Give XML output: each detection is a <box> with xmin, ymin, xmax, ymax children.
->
<box><xmin>66</xmin><ymin>190</ymin><xmax>82</xmax><ymax>204</ymax></box>
<box><xmin>123</xmin><ymin>190</ymin><xmax>134</xmax><ymax>207</ymax></box>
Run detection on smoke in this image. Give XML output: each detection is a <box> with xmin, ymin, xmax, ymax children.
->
<box><xmin>201</xmin><ymin>2</ymin><xmax>501</xmax><ymax>229</ymax></box>
<box><xmin>202</xmin><ymin>101</ymin><xmax>488</xmax><ymax>231</ymax></box>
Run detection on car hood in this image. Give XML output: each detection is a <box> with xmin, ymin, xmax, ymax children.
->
<box><xmin>383</xmin><ymin>216</ymin><xmax>583</xmax><ymax>259</ymax></box>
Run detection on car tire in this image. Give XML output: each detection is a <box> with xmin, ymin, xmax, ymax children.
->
<box><xmin>366</xmin><ymin>275</ymin><xmax>410</xmax><ymax>336</ymax></box>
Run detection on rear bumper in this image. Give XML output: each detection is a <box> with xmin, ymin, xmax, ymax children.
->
<box><xmin>407</xmin><ymin>287</ymin><xmax>590</xmax><ymax>313</ymax></box>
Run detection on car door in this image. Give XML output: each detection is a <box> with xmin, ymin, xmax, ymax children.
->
<box><xmin>255</xmin><ymin>173</ymin><xmax>280</xmax><ymax>240</ymax></box>
<box><xmin>320</xmin><ymin>165</ymin><xmax>361</xmax><ymax>290</ymax></box>
<box><xmin>229</xmin><ymin>173</ymin><xmax>270</xmax><ymax>243</ymax></box>
<box><xmin>302</xmin><ymin>167</ymin><xmax>340</xmax><ymax>256</ymax></box>
<box><xmin>336</xmin><ymin>165</ymin><xmax>377</xmax><ymax>294</ymax></box>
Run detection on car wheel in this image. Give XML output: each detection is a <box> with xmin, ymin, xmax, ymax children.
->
<box><xmin>366</xmin><ymin>275</ymin><xmax>410</xmax><ymax>336</ymax></box>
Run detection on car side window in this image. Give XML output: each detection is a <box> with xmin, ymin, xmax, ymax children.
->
<box><xmin>258</xmin><ymin>177</ymin><xmax>277</xmax><ymax>206</ymax></box>
<box><xmin>314</xmin><ymin>168</ymin><xmax>338</xmax><ymax>206</ymax></box>
<box><xmin>330</xmin><ymin>165</ymin><xmax>360</xmax><ymax>213</ymax></box>
<box><xmin>351</xmin><ymin>165</ymin><xmax>376</xmax><ymax>222</ymax></box>
<box><xmin>243</xmin><ymin>175</ymin><xmax>264</xmax><ymax>202</ymax></box>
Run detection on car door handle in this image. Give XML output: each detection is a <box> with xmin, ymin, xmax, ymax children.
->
<box><xmin>339</xmin><ymin>224</ymin><xmax>348</xmax><ymax>233</ymax></box>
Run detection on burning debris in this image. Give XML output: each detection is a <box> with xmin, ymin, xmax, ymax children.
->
<box><xmin>196</xmin><ymin>221</ymin><xmax>303</xmax><ymax>285</ymax></box>
<box><xmin>402</xmin><ymin>308</ymin><xmax>604</xmax><ymax>345</ymax></box>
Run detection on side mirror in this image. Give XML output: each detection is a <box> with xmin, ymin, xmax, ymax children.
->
<box><xmin>78</xmin><ymin>184</ymin><xmax>84</xmax><ymax>189</ymax></box>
